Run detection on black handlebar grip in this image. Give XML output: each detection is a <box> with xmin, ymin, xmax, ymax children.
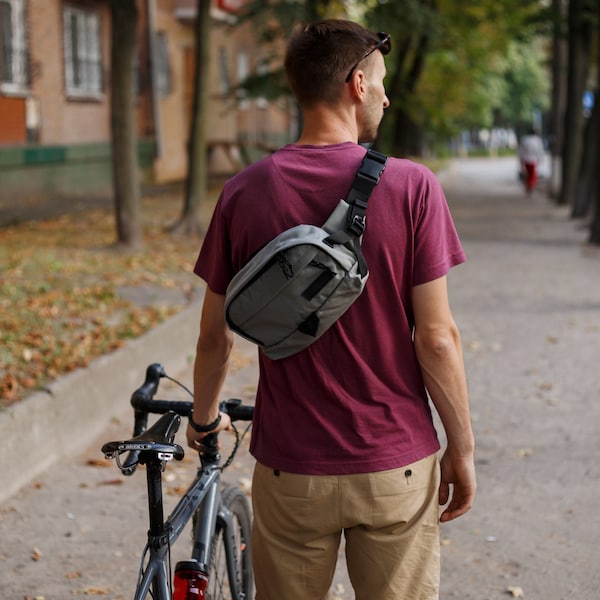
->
<box><xmin>221</xmin><ymin>398</ymin><xmax>254</xmax><ymax>422</ymax></box>
<box><xmin>130</xmin><ymin>363</ymin><xmax>166</xmax><ymax>409</ymax></box>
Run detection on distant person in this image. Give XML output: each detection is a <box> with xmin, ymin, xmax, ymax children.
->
<box><xmin>518</xmin><ymin>128</ymin><xmax>545</xmax><ymax>194</ymax></box>
<box><xmin>187</xmin><ymin>19</ymin><xmax>476</xmax><ymax>600</ymax></box>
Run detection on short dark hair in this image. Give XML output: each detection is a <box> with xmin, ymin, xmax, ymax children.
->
<box><xmin>284</xmin><ymin>19</ymin><xmax>384</xmax><ymax>108</ymax></box>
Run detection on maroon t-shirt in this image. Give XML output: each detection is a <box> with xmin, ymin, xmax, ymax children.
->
<box><xmin>194</xmin><ymin>142</ymin><xmax>466</xmax><ymax>475</ymax></box>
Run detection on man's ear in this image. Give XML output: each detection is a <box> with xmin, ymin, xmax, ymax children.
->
<box><xmin>348</xmin><ymin>70</ymin><xmax>367</xmax><ymax>101</ymax></box>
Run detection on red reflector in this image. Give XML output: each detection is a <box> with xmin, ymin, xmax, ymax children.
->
<box><xmin>173</xmin><ymin>560</ymin><xmax>208</xmax><ymax>600</ymax></box>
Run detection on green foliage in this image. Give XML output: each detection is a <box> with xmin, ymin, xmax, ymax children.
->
<box><xmin>368</xmin><ymin>0</ymin><xmax>550</xmax><ymax>152</ymax></box>
<box><xmin>232</xmin><ymin>0</ymin><xmax>552</xmax><ymax>154</ymax></box>
<box><xmin>496</xmin><ymin>38</ymin><xmax>551</xmax><ymax>127</ymax></box>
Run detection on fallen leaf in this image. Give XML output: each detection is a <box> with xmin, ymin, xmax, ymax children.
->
<box><xmin>515</xmin><ymin>448</ymin><xmax>533</xmax><ymax>458</ymax></box>
<box><xmin>98</xmin><ymin>479</ymin><xmax>124</xmax><ymax>486</ymax></box>
<box><xmin>72</xmin><ymin>587</ymin><xmax>110</xmax><ymax>596</ymax></box>
<box><xmin>507</xmin><ymin>586</ymin><xmax>525</xmax><ymax>597</ymax></box>
<box><xmin>86</xmin><ymin>458</ymin><xmax>110</xmax><ymax>468</ymax></box>
<box><xmin>31</xmin><ymin>547</ymin><xmax>42</xmax><ymax>561</ymax></box>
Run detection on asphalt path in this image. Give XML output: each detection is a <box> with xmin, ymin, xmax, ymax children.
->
<box><xmin>1</xmin><ymin>156</ymin><xmax>599</xmax><ymax>599</ymax></box>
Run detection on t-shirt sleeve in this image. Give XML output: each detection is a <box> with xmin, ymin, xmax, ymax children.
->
<box><xmin>412</xmin><ymin>171</ymin><xmax>466</xmax><ymax>286</ymax></box>
<box><xmin>193</xmin><ymin>195</ymin><xmax>234</xmax><ymax>295</ymax></box>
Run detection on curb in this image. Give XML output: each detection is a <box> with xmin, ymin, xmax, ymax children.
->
<box><xmin>0</xmin><ymin>293</ymin><xmax>204</xmax><ymax>505</ymax></box>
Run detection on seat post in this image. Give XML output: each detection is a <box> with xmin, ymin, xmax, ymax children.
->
<box><xmin>145</xmin><ymin>458</ymin><xmax>166</xmax><ymax>536</ymax></box>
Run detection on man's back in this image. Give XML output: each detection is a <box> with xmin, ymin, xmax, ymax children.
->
<box><xmin>195</xmin><ymin>142</ymin><xmax>465</xmax><ymax>475</ymax></box>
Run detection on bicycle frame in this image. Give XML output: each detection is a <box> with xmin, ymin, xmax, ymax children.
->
<box><xmin>133</xmin><ymin>445</ymin><xmax>242</xmax><ymax>600</ymax></box>
<box><xmin>102</xmin><ymin>364</ymin><xmax>253</xmax><ymax>600</ymax></box>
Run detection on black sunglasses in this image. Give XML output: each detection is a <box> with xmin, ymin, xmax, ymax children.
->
<box><xmin>344</xmin><ymin>32</ymin><xmax>392</xmax><ymax>83</ymax></box>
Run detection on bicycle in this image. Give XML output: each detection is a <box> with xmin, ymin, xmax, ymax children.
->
<box><xmin>101</xmin><ymin>362</ymin><xmax>254</xmax><ymax>600</ymax></box>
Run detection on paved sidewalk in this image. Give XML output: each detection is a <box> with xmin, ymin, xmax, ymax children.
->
<box><xmin>437</xmin><ymin>158</ymin><xmax>600</xmax><ymax>599</ymax></box>
<box><xmin>1</xmin><ymin>157</ymin><xmax>599</xmax><ymax>599</ymax></box>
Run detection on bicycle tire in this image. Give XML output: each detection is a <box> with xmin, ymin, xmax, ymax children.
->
<box><xmin>207</xmin><ymin>486</ymin><xmax>253</xmax><ymax>600</ymax></box>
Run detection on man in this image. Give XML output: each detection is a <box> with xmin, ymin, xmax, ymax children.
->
<box><xmin>187</xmin><ymin>19</ymin><xmax>476</xmax><ymax>600</ymax></box>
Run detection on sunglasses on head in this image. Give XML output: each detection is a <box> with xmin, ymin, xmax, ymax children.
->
<box><xmin>345</xmin><ymin>32</ymin><xmax>391</xmax><ymax>83</ymax></box>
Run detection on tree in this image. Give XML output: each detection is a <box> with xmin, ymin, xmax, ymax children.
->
<box><xmin>369</xmin><ymin>0</ymin><xmax>547</xmax><ymax>157</ymax></box>
<box><xmin>586</xmin><ymin>0</ymin><xmax>600</xmax><ymax>244</ymax></box>
<box><xmin>173</xmin><ymin>0</ymin><xmax>211</xmax><ymax>237</ymax></box>
<box><xmin>548</xmin><ymin>0</ymin><xmax>568</xmax><ymax>198</ymax></box>
<box><xmin>558</xmin><ymin>0</ymin><xmax>595</xmax><ymax>206</ymax></box>
<box><xmin>110</xmin><ymin>0</ymin><xmax>142</xmax><ymax>248</ymax></box>
<box><xmin>572</xmin><ymin>101</ymin><xmax>598</xmax><ymax>219</ymax></box>
<box><xmin>368</xmin><ymin>0</ymin><xmax>438</xmax><ymax>156</ymax></box>
<box><xmin>232</xmin><ymin>0</ymin><xmax>549</xmax><ymax>159</ymax></box>
<box><xmin>590</xmin><ymin>95</ymin><xmax>600</xmax><ymax>243</ymax></box>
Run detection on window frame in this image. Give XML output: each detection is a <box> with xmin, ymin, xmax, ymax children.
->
<box><xmin>62</xmin><ymin>3</ymin><xmax>103</xmax><ymax>99</ymax></box>
<box><xmin>0</xmin><ymin>0</ymin><xmax>29</xmax><ymax>94</ymax></box>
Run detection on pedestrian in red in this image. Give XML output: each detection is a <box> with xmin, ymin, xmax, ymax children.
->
<box><xmin>518</xmin><ymin>128</ymin><xmax>545</xmax><ymax>194</ymax></box>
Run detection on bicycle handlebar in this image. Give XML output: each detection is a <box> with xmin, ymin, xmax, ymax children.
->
<box><xmin>121</xmin><ymin>363</ymin><xmax>253</xmax><ymax>475</ymax></box>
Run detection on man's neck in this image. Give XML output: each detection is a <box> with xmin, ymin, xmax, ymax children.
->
<box><xmin>295</xmin><ymin>105</ymin><xmax>358</xmax><ymax>146</ymax></box>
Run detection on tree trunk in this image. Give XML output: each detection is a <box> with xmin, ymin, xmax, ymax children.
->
<box><xmin>110</xmin><ymin>0</ymin><xmax>142</xmax><ymax>247</ymax></box>
<box><xmin>558</xmin><ymin>0</ymin><xmax>593</xmax><ymax>206</ymax></box>
<box><xmin>588</xmin><ymin>2</ymin><xmax>600</xmax><ymax>245</ymax></box>
<box><xmin>174</xmin><ymin>0</ymin><xmax>210</xmax><ymax>237</ymax></box>
<box><xmin>589</xmin><ymin>162</ymin><xmax>600</xmax><ymax>242</ymax></box>
<box><xmin>392</xmin><ymin>107</ymin><xmax>423</xmax><ymax>157</ymax></box>
<box><xmin>388</xmin><ymin>32</ymin><xmax>429</xmax><ymax>157</ymax></box>
<box><xmin>572</xmin><ymin>103</ymin><xmax>598</xmax><ymax>219</ymax></box>
<box><xmin>548</xmin><ymin>0</ymin><xmax>568</xmax><ymax>199</ymax></box>
<box><xmin>590</xmin><ymin>102</ymin><xmax>600</xmax><ymax>242</ymax></box>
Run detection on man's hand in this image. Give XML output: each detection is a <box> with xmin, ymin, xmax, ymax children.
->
<box><xmin>186</xmin><ymin>412</ymin><xmax>232</xmax><ymax>451</ymax></box>
<box><xmin>438</xmin><ymin>449</ymin><xmax>477</xmax><ymax>522</ymax></box>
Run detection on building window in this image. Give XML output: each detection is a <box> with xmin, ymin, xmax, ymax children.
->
<box><xmin>0</xmin><ymin>0</ymin><xmax>29</xmax><ymax>92</ymax></box>
<box><xmin>218</xmin><ymin>46</ymin><xmax>230</xmax><ymax>97</ymax></box>
<box><xmin>154</xmin><ymin>31</ymin><xmax>171</xmax><ymax>98</ymax></box>
<box><xmin>236</xmin><ymin>50</ymin><xmax>248</xmax><ymax>108</ymax></box>
<box><xmin>63</xmin><ymin>4</ymin><xmax>102</xmax><ymax>97</ymax></box>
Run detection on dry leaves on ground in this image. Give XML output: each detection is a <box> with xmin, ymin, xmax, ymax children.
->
<box><xmin>0</xmin><ymin>192</ymin><xmax>216</xmax><ymax>406</ymax></box>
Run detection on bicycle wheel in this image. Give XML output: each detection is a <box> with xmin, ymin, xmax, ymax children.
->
<box><xmin>207</xmin><ymin>486</ymin><xmax>253</xmax><ymax>600</ymax></box>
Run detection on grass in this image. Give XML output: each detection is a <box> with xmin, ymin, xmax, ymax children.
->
<box><xmin>0</xmin><ymin>188</ymin><xmax>219</xmax><ymax>407</ymax></box>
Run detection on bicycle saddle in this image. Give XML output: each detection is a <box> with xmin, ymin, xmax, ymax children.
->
<box><xmin>102</xmin><ymin>411</ymin><xmax>185</xmax><ymax>460</ymax></box>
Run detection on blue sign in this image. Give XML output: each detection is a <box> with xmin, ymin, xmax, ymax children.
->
<box><xmin>583</xmin><ymin>91</ymin><xmax>594</xmax><ymax>111</ymax></box>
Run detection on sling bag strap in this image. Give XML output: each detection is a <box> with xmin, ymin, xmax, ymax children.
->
<box><xmin>345</xmin><ymin>147</ymin><xmax>388</xmax><ymax>236</ymax></box>
<box><xmin>325</xmin><ymin>148</ymin><xmax>388</xmax><ymax>275</ymax></box>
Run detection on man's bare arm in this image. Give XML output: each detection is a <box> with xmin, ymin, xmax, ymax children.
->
<box><xmin>412</xmin><ymin>276</ymin><xmax>476</xmax><ymax>522</ymax></box>
<box><xmin>186</xmin><ymin>288</ymin><xmax>234</xmax><ymax>449</ymax></box>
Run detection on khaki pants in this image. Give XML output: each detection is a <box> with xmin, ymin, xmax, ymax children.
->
<box><xmin>252</xmin><ymin>453</ymin><xmax>441</xmax><ymax>600</ymax></box>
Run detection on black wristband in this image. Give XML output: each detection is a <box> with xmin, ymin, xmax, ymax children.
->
<box><xmin>189</xmin><ymin>412</ymin><xmax>222</xmax><ymax>433</ymax></box>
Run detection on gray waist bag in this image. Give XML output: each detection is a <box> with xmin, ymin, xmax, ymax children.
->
<box><xmin>224</xmin><ymin>149</ymin><xmax>387</xmax><ymax>360</ymax></box>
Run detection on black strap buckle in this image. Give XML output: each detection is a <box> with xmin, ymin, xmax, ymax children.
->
<box><xmin>345</xmin><ymin>150</ymin><xmax>387</xmax><ymax>236</ymax></box>
<box><xmin>349</xmin><ymin>214</ymin><xmax>366</xmax><ymax>236</ymax></box>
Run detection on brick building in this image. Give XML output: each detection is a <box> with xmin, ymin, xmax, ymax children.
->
<box><xmin>0</xmin><ymin>0</ymin><xmax>294</xmax><ymax>199</ymax></box>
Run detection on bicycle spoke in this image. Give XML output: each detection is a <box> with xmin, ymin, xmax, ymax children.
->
<box><xmin>208</xmin><ymin>528</ymin><xmax>230</xmax><ymax>599</ymax></box>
